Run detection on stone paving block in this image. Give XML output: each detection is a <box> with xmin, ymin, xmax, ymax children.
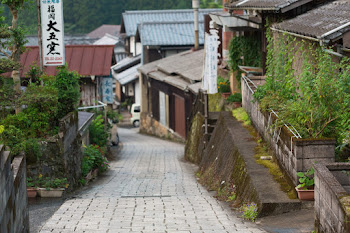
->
<box><xmin>39</xmin><ymin>128</ymin><xmax>266</xmax><ymax>233</ymax></box>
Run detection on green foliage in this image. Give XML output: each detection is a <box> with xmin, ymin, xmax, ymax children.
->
<box><xmin>54</xmin><ymin>65</ymin><xmax>80</xmax><ymax>119</ymax></box>
<box><xmin>296</xmin><ymin>168</ymin><xmax>314</xmax><ymax>190</ymax></box>
<box><xmin>228</xmin><ymin>35</ymin><xmax>262</xmax><ymax>83</ymax></box>
<box><xmin>241</xmin><ymin>202</ymin><xmax>258</xmax><ymax>222</ymax></box>
<box><xmin>227</xmin><ymin>93</ymin><xmax>242</xmax><ymax>103</ymax></box>
<box><xmin>26</xmin><ymin>177</ymin><xmax>35</xmax><ymax>187</ymax></box>
<box><xmin>232</xmin><ymin>108</ymin><xmax>251</xmax><ymax>126</ymax></box>
<box><xmin>89</xmin><ymin>115</ymin><xmax>108</xmax><ymax>147</ymax></box>
<box><xmin>254</xmin><ymin>31</ymin><xmax>350</xmax><ymax>145</ymax></box>
<box><xmin>36</xmin><ymin>175</ymin><xmax>69</xmax><ymax>190</ymax></box>
<box><xmin>82</xmin><ymin>144</ymin><xmax>109</xmax><ymax>177</ymax></box>
<box><xmin>217</xmin><ymin>76</ymin><xmax>230</xmax><ymax>93</ymax></box>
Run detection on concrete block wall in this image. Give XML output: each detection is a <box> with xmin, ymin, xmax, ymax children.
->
<box><xmin>0</xmin><ymin>146</ymin><xmax>29</xmax><ymax>233</ymax></box>
<box><xmin>242</xmin><ymin>77</ymin><xmax>335</xmax><ymax>185</ymax></box>
<box><xmin>314</xmin><ymin>163</ymin><xmax>350</xmax><ymax>233</ymax></box>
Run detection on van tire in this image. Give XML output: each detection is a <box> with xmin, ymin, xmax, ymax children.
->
<box><xmin>133</xmin><ymin>120</ymin><xmax>140</xmax><ymax>127</ymax></box>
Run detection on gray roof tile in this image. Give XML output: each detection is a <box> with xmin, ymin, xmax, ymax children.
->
<box><xmin>273</xmin><ymin>0</ymin><xmax>350</xmax><ymax>39</ymax></box>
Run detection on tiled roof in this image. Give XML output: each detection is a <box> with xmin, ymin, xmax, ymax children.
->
<box><xmin>113</xmin><ymin>64</ymin><xmax>141</xmax><ymax>85</ymax></box>
<box><xmin>87</xmin><ymin>25</ymin><xmax>121</xmax><ymax>39</ymax></box>
<box><xmin>111</xmin><ymin>55</ymin><xmax>141</xmax><ymax>73</ymax></box>
<box><xmin>137</xmin><ymin>21</ymin><xmax>205</xmax><ymax>46</ymax></box>
<box><xmin>226</xmin><ymin>0</ymin><xmax>312</xmax><ymax>12</ymax></box>
<box><xmin>121</xmin><ymin>9</ymin><xmax>220</xmax><ymax>37</ymax></box>
<box><xmin>272</xmin><ymin>0</ymin><xmax>350</xmax><ymax>39</ymax></box>
<box><xmin>138</xmin><ymin>49</ymin><xmax>204</xmax><ymax>92</ymax></box>
<box><xmin>93</xmin><ymin>34</ymin><xmax>120</xmax><ymax>45</ymax></box>
<box><xmin>3</xmin><ymin>45</ymin><xmax>114</xmax><ymax>78</ymax></box>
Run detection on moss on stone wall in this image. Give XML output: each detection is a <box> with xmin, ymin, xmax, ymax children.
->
<box><xmin>209</xmin><ymin>93</ymin><xmax>225</xmax><ymax>112</ymax></box>
<box><xmin>185</xmin><ymin>113</ymin><xmax>205</xmax><ymax>164</ymax></box>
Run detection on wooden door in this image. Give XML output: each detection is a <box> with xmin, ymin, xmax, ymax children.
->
<box><xmin>174</xmin><ymin>94</ymin><xmax>186</xmax><ymax>138</ymax></box>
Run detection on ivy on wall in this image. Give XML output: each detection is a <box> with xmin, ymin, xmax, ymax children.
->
<box><xmin>228</xmin><ymin>35</ymin><xmax>262</xmax><ymax>83</ymax></box>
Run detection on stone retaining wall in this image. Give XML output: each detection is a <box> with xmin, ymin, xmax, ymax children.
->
<box><xmin>27</xmin><ymin>112</ymin><xmax>83</xmax><ymax>189</ymax></box>
<box><xmin>0</xmin><ymin>146</ymin><xmax>29</xmax><ymax>233</ymax></box>
<box><xmin>314</xmin><ymin>163</ymin><xmax>350</xmax><ymax>233</ymax></box>
<box><xmin>140</xmin><ymin>112</ymin><xmax>185</xmax><ymax>143</ymax></box>
<box><xmin>241</xmin><ymin>77</ymin><xmax>335</xmax><ymax>185</ymax></box>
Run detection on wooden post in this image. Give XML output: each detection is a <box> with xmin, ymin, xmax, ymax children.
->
<box><xmin>37</xmin><ymin>0</ymin><xmax>44</xmax><ymax>86</ymax></box>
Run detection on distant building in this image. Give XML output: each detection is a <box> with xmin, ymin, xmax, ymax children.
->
<box><xmin>87</xmin><ymin>24</ymin><xmax>121</xmax><ymax>39</ymax></box>
<box><xmin>120</xmin><ymin>9</ymin><xmax>220</xmax><ymax>63</ymax></box>
<box><xmin>138</xmin><ymin>49</ymin><xmax>204</xmax><ymax>140</ymax></box>
<box><xmin>3</xmin><ymin>45</ymin><xmax>116</xmax><ymax>106</ymax></box>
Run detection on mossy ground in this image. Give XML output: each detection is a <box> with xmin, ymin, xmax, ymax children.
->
<box><xmin>232</xmin><ymin>108</ymin><xmax>297</xmax><ymax>199</ymax></box>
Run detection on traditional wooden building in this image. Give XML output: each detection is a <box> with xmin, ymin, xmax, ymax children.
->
<box><xmin>3</xmin><ymin>45</ymin><xmax>116</xmax><ymax>106</ymax></box>
<box><xmin>138</xmin><ymin>49</ymin><xmax>204</xmax><ymax>140</ymax></box>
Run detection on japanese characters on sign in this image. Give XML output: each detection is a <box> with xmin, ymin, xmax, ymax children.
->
<box><xmin>102</xmin><ymin>78</ymin><xmax>114</xmax><ymax>104</ymax></box>
<box><xmin>202</xmin><ymin>22</ymin><xmax>220</xmax><ymax>94</ymax></box>
<box><xmin>41</xmin><ymin>0</ymin><xmax>65</xmax><ymax>66</ymax></box>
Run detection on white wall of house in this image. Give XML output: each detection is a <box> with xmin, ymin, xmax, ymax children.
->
<box><xmin>135</xmin><ymin>80</ymin><xmax>141</xmax><ymax>104</ymax></box>
<box><xmin>136</xmin><ymin>42</ymin><xmax>142</xmax><ymax>56</ymax></box>
<box><xmin>130</xmin><ymin>37</ymin><xmax>142</xmax><ymax>56</ymax></box>
<box><xmin>130</xmin><ymin>36</ymin><xmax>136</xmax><ymax>55</ymax></box>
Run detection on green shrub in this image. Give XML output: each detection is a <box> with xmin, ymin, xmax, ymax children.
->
<box><xmin>54</xmin><ymin>65</ymin><xmax>80</xmax><ymax>119</ymax></box>
<box><xmin>217</xmin><ymin>76</ymin><xmax>230</xmax><ymax>93</ymax></box>
<box><xmin>227</xmin><ymin>93</ymin><xmax>242</xmax><ymax>103</ymax></box>
<box><xmin>82</xmin><ymin>145</ymin><xmax>109</xmax><ymax>177</ymax></box>
<box><xmin>89</xmin><ymin>115</ymin><xmax>108</xmax><ymax>147</ymax></box>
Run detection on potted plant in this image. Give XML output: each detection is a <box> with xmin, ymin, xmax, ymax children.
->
<box><xmin>227</xmin><ymin>93</ymin><xmax>242</xmax><ymax>108</ymax></box>
<box><xmin>37</xmin><ymin>176</ymin><xmax>69</xmax><ymax>198</ymax></box>
<box><xmin>295</xmin><ymin>168</ymin><xmax>314</xmax><ymax>201</ymax></box>
<box><xmin>218</xmin><ymin>77</ymin><xmax>231</xmax><ymax>98</ymax></box>
<box><xmin>26</xmin><ymin>177</ymin><xmax>37</xmax><ymax>198</ymax></box>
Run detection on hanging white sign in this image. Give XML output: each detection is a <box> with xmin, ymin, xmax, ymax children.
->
<box><xmin>41</xmin><ymin>0</ymin><xmax>65</xmax><ymax>66</ymax></box>
<box><xmin>202</xmin><ymin>25</ymin><xmax>220</xmax><ymax>94</ymax></box>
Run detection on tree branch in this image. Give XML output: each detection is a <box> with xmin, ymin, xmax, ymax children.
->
<box><xmin>314</xmin><ymin>116</ymin><xmax>339</xmax><ymax>138</ymax></box>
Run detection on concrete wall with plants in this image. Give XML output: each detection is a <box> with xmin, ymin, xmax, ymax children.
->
<box><xmin>0</xmin><ymin>146</ymin><xmax>29</xmax><ymax>233</ymax></box>
<box><xmin>27</xmin><ymin>112</ymin><xmax>83</xmax><ymax>189</ymax></box>
<box><xmin>314</xmin><ymin>163</ymin><xmax>350</xmax><ymax>233</ymax></box>
<box><xmin>242</xmin><ymin>77</ymin><xmax>335</xmax><ymax>185</ymax></box>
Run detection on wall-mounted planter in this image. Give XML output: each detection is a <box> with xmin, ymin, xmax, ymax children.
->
<box><xmin>37</xmin><ymin>188</ymin><xmax>64</xmax><ymax>198</ymax></box>
<box><xmin>27</xmin><ymin>188</ymin><xmax>37</xmax><ymax>198</ymax></box>
<box><xmin>295</xmin><ymin>187</ymin><xmax>314</xmax><ymax>201</ymax></box>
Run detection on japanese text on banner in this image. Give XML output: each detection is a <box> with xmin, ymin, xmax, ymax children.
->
<box><xmin>41</xmin><ymin>0</ymin><xmax>65</xmax><ymax>66</ymax></box>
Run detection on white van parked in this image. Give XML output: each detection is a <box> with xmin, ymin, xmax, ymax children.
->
<box><xmin>130</xmin><ymin>104</ymin><xmax>140</xmax><ymax>127</ymax></box>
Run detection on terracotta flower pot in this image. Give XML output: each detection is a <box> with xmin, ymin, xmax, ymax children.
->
<box><xmin>221</xmin><ymin>92</ymin><xmax>231</xmax><ymax>99</ymax></box>
<box><xmin>27</xmin><ymin>188</ymin><xmax>37</xmax><ymax>198</ymax></box>
<box><xmin>295</xmin><ymin>187</ymin><xmax>314</xmax><ymax>201</ymax></box>
<box><xmin>233</xmin><ymin>102</ymin><xmax>242</xmax><ymax>108</ymax></box>
<box><xmin>37</xmin><ymin>188</ymin><xmax>64</xmax><ymax>198</ymax></box>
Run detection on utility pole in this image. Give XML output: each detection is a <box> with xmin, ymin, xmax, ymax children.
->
<box><xmin>193</xmin><ymin>0</ymin><xmax>199</xmax><ymax>50</ymax></box>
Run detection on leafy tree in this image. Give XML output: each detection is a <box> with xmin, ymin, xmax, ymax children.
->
<box><xmin>1</xmin><ymin>0</ymin><xmax>29</xmax><ymax>113</ymax></box>
<box><xmin>54</xmin><ymin>65</ymin><xmax>80</xmax><ymax>119</ymax></box>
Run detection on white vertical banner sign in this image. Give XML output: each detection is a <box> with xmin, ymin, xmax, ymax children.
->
<box><xmin>202</xmin><ymin>33</ymin><xmax>210</xmax><ymax>91</ymax></box>
<box><xmin>41</xmin><ymin>0</ymin><xmax>65</xmax><ymax>66</ymax></box>
<box><xmin>202</xmin><ymin>21</ymin><xmax>220</xmax><ymax>94</ymax></box>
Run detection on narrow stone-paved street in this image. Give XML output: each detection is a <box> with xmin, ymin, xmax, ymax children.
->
<box><xmin>39</xmin><ymin>128</ymin><xmax>266</xmax><ymax>233</ymax></box>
